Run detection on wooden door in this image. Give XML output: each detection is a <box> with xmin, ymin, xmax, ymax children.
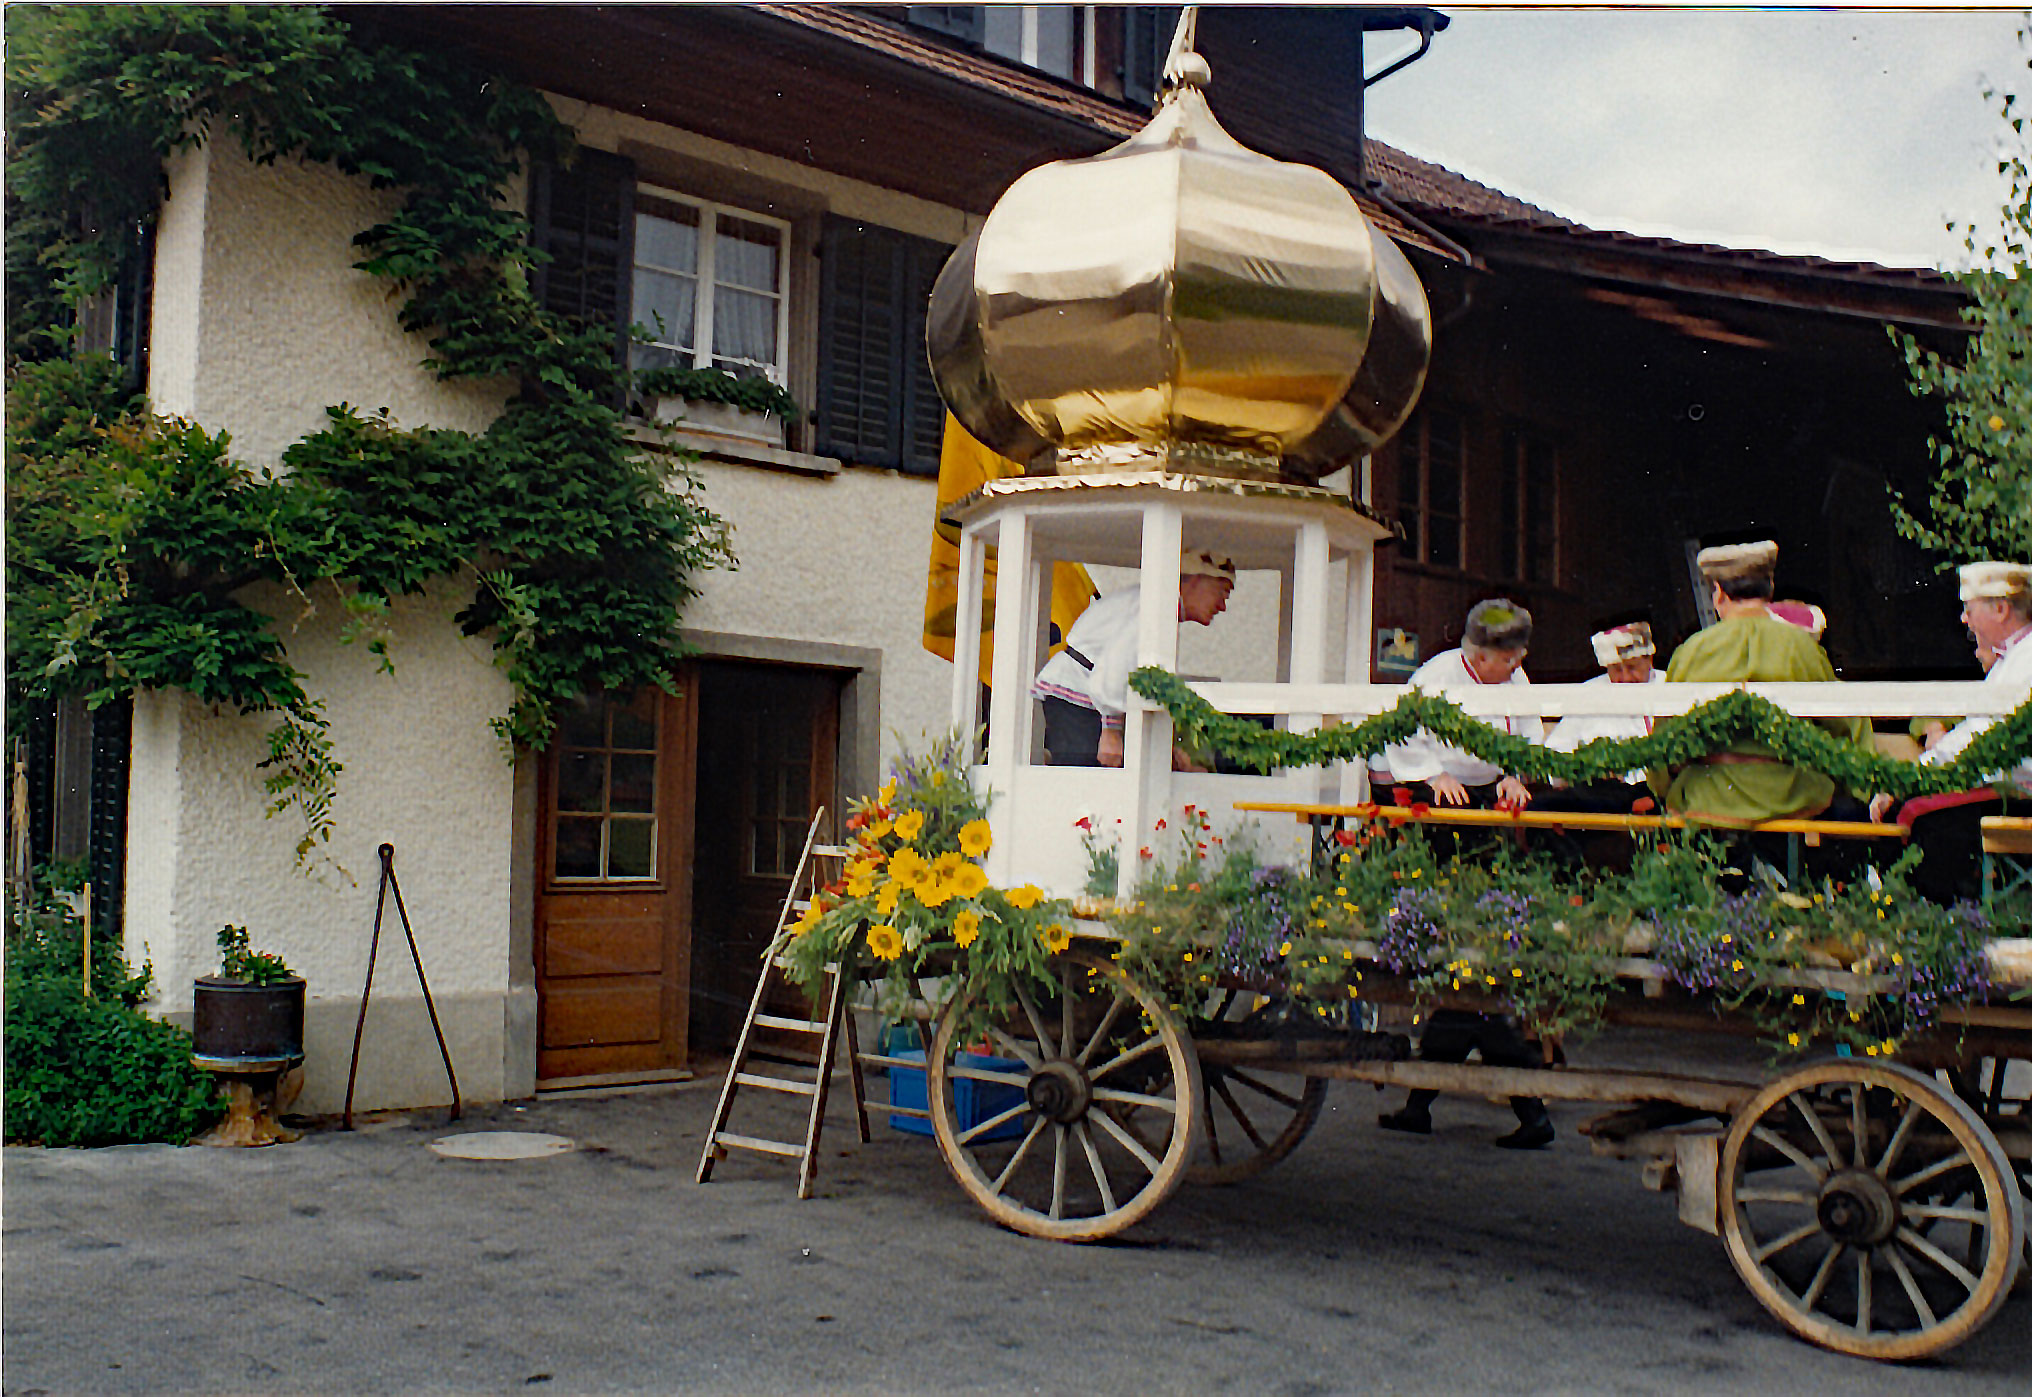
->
<box><xmin>687</xmin><ymin>663</ymin><xmax>841</xmax><ymax>1051</ymax></box>
<box><xmin>534</xmin><ymin>679</ymin><xmax>697</xmax><ymax>1084</ymax></box>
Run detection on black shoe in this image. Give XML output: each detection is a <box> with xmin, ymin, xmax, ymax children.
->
<box><xmin>1493</xmin><ymin>1120</ymin><xmax>1555</xmax><ymax>1150</ymax></box>
<box><xmin>1378</xmin><ymin>1108</ymin><xmax>1432</xmax><ymax>1135</ymax></box>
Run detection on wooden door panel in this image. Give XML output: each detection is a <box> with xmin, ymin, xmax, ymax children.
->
<box><xmin>534</xmin><ymin>677</ymin><xmax>697</xmax><ymax>1083</ymax></box>
<box><xmin>688</xmin><ymin>663</ymin><xmax>841</xmax><ymax>1050</ymax></box>
<box><xmin>541</xmin><ymin>895</ymin><xmax>664</xmax><ymax>977</ymax></box>
<box><xmin>542</xmin><ymin>982</ymin><xmax>664</xmax><ymax>1050</ymax></box>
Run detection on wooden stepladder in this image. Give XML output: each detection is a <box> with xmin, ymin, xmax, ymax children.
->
<box><xmin>696</xmin><ymin>809</ymin><xmax>872</xmax><ymax>1198</ymax></box>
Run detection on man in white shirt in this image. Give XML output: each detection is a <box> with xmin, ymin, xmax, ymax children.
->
<box><xmin>1032</xmin><ymin>549</ymin><xmax>1235</xmax><ymax>768</ymax></box>
<box><xmin>1868</xmin><ymin>560</ymin><xmax>2032</xmax><ymax>902</ymax></box>
<box><xmin>1374</xmin><ymin>599</ymin><xmax>1555</xmax><ymax>1150</ymax></box>
<box><xmin>1540</xmin><ymin>621</ymin><xmax>1665</xmax><ymax>817</ymax></box>
<box><xmin>1377</xmin><ymin>597</ymin><xmax>1543</xmax><ymax>811</ymax></box>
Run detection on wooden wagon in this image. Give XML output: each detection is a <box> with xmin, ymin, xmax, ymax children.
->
<box><xmin>901</xmin><ymin>909</ymin><xmax>2029</xmax><ymax>1362</ymax></box>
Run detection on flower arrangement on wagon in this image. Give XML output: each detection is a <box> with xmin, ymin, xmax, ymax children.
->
<box><xmin>774</xmin><ymin>731</ymin><xmax>1077</xmax><ymax>1025</ymax></box>
<box><xmin>1106</xmin><ymin>814</ymin><xmax>2023</xmax><ymax>1057</ymax></box>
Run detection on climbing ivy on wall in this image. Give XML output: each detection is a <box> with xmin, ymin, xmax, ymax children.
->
<box><xmin>4</xmin><ymin>5</ymin><xmax>733</xmax><ymax>864</ymax></box>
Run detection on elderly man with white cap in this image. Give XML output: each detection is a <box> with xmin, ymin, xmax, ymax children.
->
<box><xmin>1867</xmin><ymin>560</ymin><xmax>2032</xmax><ymax>902</ymax></box>
<box><xmin>1032</xmin><ymin>548</ymin><xmax>1235</xmax><ymax>769</ymax></box>
<box><xmin>1376</xmin><ymin>597</ymin><xmax>1544</xmax><ymax>813</ymax></box>
<box><xmin>1539</xmin><ymin>620</ymin><xmax>1666</xmax><ymax>818</ymax></box>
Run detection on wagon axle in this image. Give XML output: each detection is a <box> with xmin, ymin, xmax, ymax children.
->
<box><xmin>1816</xmin><ymin>1170</ymin><xmax>1899</xmax><ymax>1247</ymax></box>
<box><xmin>1027</xmin><ymin>1059</ymin><xmax>1092</xmax><ymax>1124</ymax></box>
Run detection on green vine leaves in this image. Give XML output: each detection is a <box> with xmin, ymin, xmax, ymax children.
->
<box><xmin>1129</xmin><ymin>666</ymin><xmax>2032</xmax><ymax>800</ymax></box>
<box><xmin>5</xmin><ymin>7</ymin><xmax>734</xmax><ymax>869</ymax></box>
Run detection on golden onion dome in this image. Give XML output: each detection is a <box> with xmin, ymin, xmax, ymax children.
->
<box><xmin>928</xmin><ymin>38</ymin><xmax>1431</xmax><ymax>487</ymax></box>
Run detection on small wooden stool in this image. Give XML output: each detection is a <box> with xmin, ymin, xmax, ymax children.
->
<box><xmin>191</xmin><ymin>1053</ymin><xmax>305</xmax><ymax>1147</ymax></box>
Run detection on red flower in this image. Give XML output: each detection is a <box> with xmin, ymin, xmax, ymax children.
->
<box><xmin>1183</xmin><ymin>804</ymin><xmax>1197</xmax><ymax>817</ymax></box>
<box><xmin>1630</xmin><ymin>796</ymin><xmax>1656</xmax><ymax>815</ymax></box>
<box><xmin>1155</xmin><ymin>818</ymin><xmax>1168</xmax><ymax>831</ymax></box>
<box><xmin>846</xmin><ymin>812</ymin><xmax>866</xmax><ymax>832</ymax></box>
<box><xmin>1391</xmin><ymin>786</ymin><xmax>1415</xmax><ymax>806</ymax></box>
<box><xmin>1333</xmin><ymin>829</ymin><xmax>1358</xmax><ymax>847</ymax></box>
<box><xmin>1570</xmin><ymin>894</ymin><xmax>1585</xmax><ymax>907</ymax></box>
<box><xmin>1409</xmin><ymin>802</ymin><xmax>1431</xmax><ymax>817</ymax></box>
<box><xmin>1139</xmin><ymin>846</ymin><xmax>1154</xmax><ymax>859</ymax></box>
<box><xmin>1074</xmin><ymin>815</ymin><xmax>1093</xmax><ymax>831</ymax></box>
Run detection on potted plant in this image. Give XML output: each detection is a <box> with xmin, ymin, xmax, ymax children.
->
<box><xmin>192</xmin><ymin>925</ymin><xmax>305</xmax><ymax>1062</ymax></box>
<box><xmin>634</xmin><ymin>364</ymin><xmax>799</xmax><ymax>447</ymax></box>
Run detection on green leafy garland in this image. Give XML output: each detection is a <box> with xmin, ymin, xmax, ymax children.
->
<box><xmin>5</xmin><ymin>6</ymin><xmax>733</xmax><ymax>863</ymax></box>
<box><xmin>1130</xmin><ymin>666</ymin><xmax>2032</xmax><ymax>799</ymax></box>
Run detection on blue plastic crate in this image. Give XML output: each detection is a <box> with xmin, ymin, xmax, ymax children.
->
<box><xmin>888</xmin><ymin>1049</ymin><xmax>1028</xmax><ymax>1141</ymax></box>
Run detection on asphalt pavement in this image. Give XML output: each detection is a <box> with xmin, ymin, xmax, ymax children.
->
<box><xmin>5</xmin><ymin>1043</ymin><xmax>2029</xmax><ymax>1396</ymax></box>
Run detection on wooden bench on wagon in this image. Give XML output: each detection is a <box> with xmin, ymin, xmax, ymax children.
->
<box><xmin>1237</xmin><ymin>800</ymin><xmax>1910</xmax><ymax>885</ymax></box>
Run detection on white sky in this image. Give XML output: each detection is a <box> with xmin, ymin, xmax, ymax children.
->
<box><xmin>1358</xmin><ymin>3</ymin><xmax>2027</xmax><ymax>270</ymax></box>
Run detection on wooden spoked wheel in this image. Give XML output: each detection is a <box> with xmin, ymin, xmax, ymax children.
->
<box><xmin>1949</xmin><ymin>1055</ymin><xmax>2032</xmax><ymax>1272</ymax></box>
<box><xmin>1189</xmin><ymin>1061</ymin><xmax>1329</xmax><ymax>1186</ymax></box>
<box><xmin>1719</xmin><ymin>1059</ymin><xmax>2024</xmax><ymax>1360</ymax></box>
<box><xmin>927</xmin><ymin>951</ymin><xmax>1201</xmax><ymax>1242</ymax></box>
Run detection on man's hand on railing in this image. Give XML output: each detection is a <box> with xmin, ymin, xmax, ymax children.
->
<box><xmin>1427</xmin><ymin>773</ymin><xmax>1470</xmax><ymax>805</ymax></box>
<box><xmin>1495</xmin><ymin>776</ymin><xmax>1533</xmax><ymax>812</ymax></box>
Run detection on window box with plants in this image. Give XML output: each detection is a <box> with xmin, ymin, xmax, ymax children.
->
<box><xmin>193</xmin><ymin>926</ymin><xmax>305</xmax><ymax>1065</ymax></box>
<box><xmin>635</xmin><ymin>365</ymin><xmax>800</xmax><ymax>448</ymax></box>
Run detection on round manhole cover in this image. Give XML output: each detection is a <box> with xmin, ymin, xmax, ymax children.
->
<box><xmin>428</xmin><ymin>1131</ymin><xmax>575</xmax><ymax>1160</ymax></box>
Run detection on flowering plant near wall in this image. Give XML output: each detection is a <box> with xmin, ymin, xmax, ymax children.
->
<box><xmin>775</xmin><ymin>732</ymin><xmax>1075</xmax><ymax>1027</ymax></box>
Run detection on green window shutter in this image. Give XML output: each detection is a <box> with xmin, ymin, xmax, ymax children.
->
<box><xmin>87</xmin><ymin>698</ymin><xmax>131</xmax><ymax>938</ymax></box>
<box><xmin>817</xmin><ymin>219</ymin><xmax>955</xmax><ymax>477</ymax></box>
<box><xmin>529</xmin><ymin>148</ymin><xmax>637</xmax><ymax>367</ymax></box>
<box><xmin>900</xmin><ymin>236</ymin><xmax>953</xmax><ymax>475</ymax></box>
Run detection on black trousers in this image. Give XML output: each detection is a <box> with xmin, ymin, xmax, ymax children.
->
<box><xmin>1402</xmin><ymin>1009</ymin><xmax>1549</xmax><ymax>1127</ymax></box>
<box><xmin>1532</xmin><ymin>781</ymin><xmax>1652</xmax><ymax>871</ymax></box>
<box><xmin>1394</xmin><ymin>778</ymin><xmax>1511</xmax><ymax>861</ymax></box>
<box><xmin>1905</xmin><ymin>793</ymin><xmax>2004</xmax><ymax>905</ymax></box>
<box><xmin>1042</xmin><ymin>697</ymin><xmax>1103</xmax><ymax>767</ymax></box>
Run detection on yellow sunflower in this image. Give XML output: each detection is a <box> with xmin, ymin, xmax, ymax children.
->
<box><xmin>869</xmin><ymin>817</ymin><xmax>893</xmax><ymax>838</ymax></box>
<box><xmin>790</xmin><ymin>900</ymin><xmax>827</xmax><ymax>936</ymax></box>
<box><xmin>1039</xmin><ymin>922</ymin><xmax>1073</xmax><ymax>954</ymax></box>
<box><xmin>1005</xmin><ymin>884</ymin><xmax>1044</xmax><ymax>910</ymax></box>
<box><xmin>889</xmin><ymin>848</ymin><xmax>932</xmax><ymax>889</ymax></box>
<box><xmin>958</xmin><ymin>819</ymin><xmax>992</xmax><ymax>856</ymax></box>
<box><xmin>867</xmin><ymin>924</ymin><xmax>904</xmax><ymax>961</ymax></box>
<box><xmin>879</xmin><ymin>779</ymin><xmax>898</xmax><ymax>806</ymax></box>
<box><xmin>917</xmin><ymin>876</ymin><xmax>956</xmax><ymax>909</ymax></box>
<box><xmin>893</xmin><ymin>809</ymin><xmax>926</xmax><ymax>841</ymax></box>
<box><xmin>845</xmin><ymin>861</ymin><xmax>880</xmax><ymax>897</ymax></box>
<box><xmin>874</xmin><ymin>881</ymin><xmax>901</xmax><ymax>915</ymax></box>
<box><xmin>949</xmin><ymin>862</ymin><xmax>988</xmax><ymax>899</ymax></box>
<box><xmin>951</xmin><ymin>908</ymin><xmax>982</xmax><ymax>949</ymax></box>
<box><xmin>931</xmin><ymin>850</ymin><xmax>964</xmax><ymax>877</ymax></box>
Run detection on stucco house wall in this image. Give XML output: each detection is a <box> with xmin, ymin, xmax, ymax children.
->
<box><xmin>125</xmin><ymin>97</ymin><xmax>1305</xmax><ymax>1113</ymax></box>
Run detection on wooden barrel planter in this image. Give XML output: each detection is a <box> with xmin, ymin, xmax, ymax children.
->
<box><xmin>191</xmin><ymin>976</ymin><xmax>305</xmax><ymax>1062</ymax></box>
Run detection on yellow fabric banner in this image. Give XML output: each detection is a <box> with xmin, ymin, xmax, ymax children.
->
<box><xmin>923</xmin><ymin>416</ymin><xmax>1095</xmax><ymax>687</ymax></box>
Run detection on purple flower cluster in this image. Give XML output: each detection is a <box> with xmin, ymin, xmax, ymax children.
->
<box><xmin>1377</xmin><ymin>885</ymin><xmax>1448</xmax><ymax>974</ymax></box>
<box><xmin>1218</xmin><ymin>865</ymin><xmax>1299</xmax><ymax>976</ymax></box>
<box><xmin>1889</xmin><ymin>903</ymin><xmax>1993</xmax><ymax>1030</ymax></box>
<box><xmin>1653</xmin><ymin>895</ymin><xmax>1773</xmax><ymax>994</ymax></box>
<box><xmin>1475</xmin><ymin>889</ymin><xmax>1537</xmax><ymax>951</ymax></box>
